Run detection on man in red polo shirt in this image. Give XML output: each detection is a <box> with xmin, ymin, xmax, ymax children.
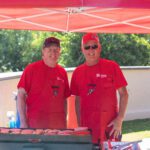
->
<box><xmin>17</xmin><ymin>37</ymin><xmax>70</xmax><ymax>129</ymax></box>
<box><xmin>70</xmin><ymin>33</ymin><xmax>128</xmax><ymax>143</ymax></box>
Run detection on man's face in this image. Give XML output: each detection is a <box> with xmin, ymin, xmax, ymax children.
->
<box><xmin>82</xmin><ymin>40</ymin><xmax>101</xmax><ymax>65</ymax></box>
<box><xmin>42</xmin><ymin>44</ymin><xmax>60</xmax><ymax>65</ymax></box>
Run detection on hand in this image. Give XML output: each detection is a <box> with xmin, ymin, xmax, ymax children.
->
<box><xmin>107</xmin><ymin>117</ymin><xmax>123</xmax><ymax>139</ymax></box>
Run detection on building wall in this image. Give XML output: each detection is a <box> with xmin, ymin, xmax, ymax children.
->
<box><xmin>123</xmin><ymin>68</ymin><xmax>150</xmax><ymax>120</ymax></box>
<box><xmin>0</xmin><ymin>67</ymin><xmax>150</xmax><ymax>127</ymax></box>
<box><xmin>0</xmin><ymin>77</ymin><xmax>20</xmax><ymax>127</ymax></box>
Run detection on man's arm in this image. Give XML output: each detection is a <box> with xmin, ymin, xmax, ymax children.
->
<box><xmin>17</xmin><ymin>88</ymin><xmax>28</xmax><ymax>128</ymax></box>
<box><xmin>75</xmin><ymin>96</ymin><xmax>81</xmax><ymax>126</ymax></box>
<box><xmin>117</xmin><ymin>86</ymin><xmax>129</xmax><ymax>120</ymax></box>
<box><xmin>108</xmin><ymin>86</ymin><xmax>128</xmax><ymax>138</ymax></box>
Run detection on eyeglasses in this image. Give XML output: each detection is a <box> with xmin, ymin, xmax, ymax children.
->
<box><xmin>84</xmin><ymin>44</ymin><xmax>98</xmax><ymax>50</ymax></box>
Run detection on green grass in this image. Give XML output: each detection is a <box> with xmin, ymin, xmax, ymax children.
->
<box><xmin>122</xmin><ymin>118</ymin><xmax>150</xmax><ymax>141</ymax></box>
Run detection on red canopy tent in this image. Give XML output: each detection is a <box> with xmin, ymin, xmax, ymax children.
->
<box><xmin>0</xmin><ymin>0</ymin><xmax>150</xmax><ymax>128</ymax></box>
<box><xmin>0</xmin><ymin>0</ymin><xmax>150</xmax><ymax>33</ymax></box>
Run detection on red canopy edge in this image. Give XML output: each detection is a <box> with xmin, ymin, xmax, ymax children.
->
<box><xmin>0</xmin><ymin>0</ymin><xmax>150</xmax><ymax>8</ymax></box>
<box><xmin>0</xmin><ymin>0</ymin><xmax>150</xmax><ymax>33</ymax></box>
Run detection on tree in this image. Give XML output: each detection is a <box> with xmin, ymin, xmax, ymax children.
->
<box><xmin>100</xmin><ymin>34</ymin><xmax>150</xmax><ymax>66</ymax></box>
<box><xmin>0</xmin><ymin>30</ymin><xmax>150</xmax><ymax>72</ymax></box>
<box><xmin>62</xmin><ymin>33</ymin><xmax>84</xmax><ymax>67</ymax></box>
<box><xmin>65</xmin><ymin>33</ymin><xmax>150</xmax><ymax>67</ymax></box>
<box><xmin>0</xmin><ymin>30</ymin><xmax>32</xmax><ymax>72</ymax></box>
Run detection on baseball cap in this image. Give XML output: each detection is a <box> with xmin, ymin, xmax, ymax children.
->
<box><xmin>82</xmin><ymin>33</ymin><xmax>99</xmax><ymax>45</ymax></box>
<box><xmin>43</xmin><ymin>37</ymin><xmax>60</xmax><ymax>48</ymax></box>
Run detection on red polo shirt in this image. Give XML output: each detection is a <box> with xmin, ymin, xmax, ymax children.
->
<box><xmin>18</xmin><ymin>60</ymin><xmax>70</xmax><ymax>129</ymax></box>
<box><xmin>71</xmin><ymin>58</ymin><xmax>127</xmax><ymax>143</ymax></box>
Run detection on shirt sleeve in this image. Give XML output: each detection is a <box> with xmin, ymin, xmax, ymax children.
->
<box><xmin>17</xmin><ymin>65</ymin><xmax>32</xmax><ymax>94</ymax></box>
<box><xmin>113</xmin><ymin>62</ymin><xmax>128</xmax><ymax>89</ymax></box>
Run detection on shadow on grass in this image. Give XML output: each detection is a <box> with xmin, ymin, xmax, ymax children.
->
<box><xmin>122</xmin><ymin>118</ymin><xmax>150</xmax><ymax>134</ymax></box>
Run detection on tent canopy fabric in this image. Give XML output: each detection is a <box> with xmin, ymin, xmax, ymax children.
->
<box><xmin>0</xmin><ymin>0</ymin><xmax>150</xmax><ymax>33</ymax></box>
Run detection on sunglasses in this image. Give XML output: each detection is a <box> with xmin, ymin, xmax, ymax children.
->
<box><xmin>84</xmin><ymin>44</ymin><xmax>98</xmax><ymax>50</ymax></box>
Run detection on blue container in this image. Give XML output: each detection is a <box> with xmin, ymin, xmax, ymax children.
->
<box><xmin>9</xmin><ymin>117</ymin><xmax>16</xmax><ymax>128</ymax></box>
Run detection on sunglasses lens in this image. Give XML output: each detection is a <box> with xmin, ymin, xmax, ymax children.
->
<box><xmin>84</xmin><ymin>46</ymin><xmax>90</xmax><ymax>50</ymax></box>
<box><xmin>84</xmin><ymin>45</ymin><xmax>98</xmax><ymax>50</ymax></box>
<box><xmin>92</xmin><ymin>45</ymin><xmax>98</xmax><ymax>49</ymax></box>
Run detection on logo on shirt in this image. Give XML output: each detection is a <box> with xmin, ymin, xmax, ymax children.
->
<box><xmin>96</xmin><ymin>74</ymin><xmax>107</xmax><ymax>78</ymax></box>
<box><xmin>57</xmin><ymin>77</ymin><xmax>64</xmax><ymax>82</ymax></box>
<box><xmin>96</xmin><ymin>73</ymin><xmax>101</xmax><ymax>77</ymax></box>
